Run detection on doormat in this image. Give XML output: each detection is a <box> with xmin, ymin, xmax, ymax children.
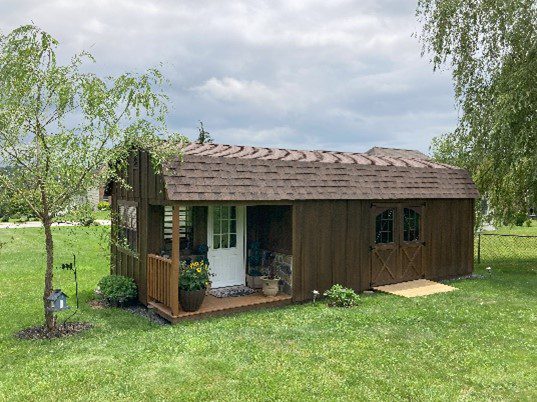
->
<box><xmin>372</xmin><ymin>279</ymin><xmax>457</xmax><ymax>298</ymax></box>
<box><xmin>209</xmin><ymin>285</ymin><xmax>256</xmax><ymax>298</ymax></box>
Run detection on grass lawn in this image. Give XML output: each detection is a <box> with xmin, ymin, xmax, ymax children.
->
<box><xmin>0</xmin><ymin>227</ymin><xmax>536</xmax><ymax>401</ymax></box>
<box><xmin>93</xmin><ymin>209</ymin><xmax>111</xmax><ymax>221</ymax></box>
<box><xmin>482</xmin><ymin>220</ymin><xmax>537</xmax><ymax>236</ymax></box>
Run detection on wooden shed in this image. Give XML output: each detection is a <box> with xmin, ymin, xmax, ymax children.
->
<box><xmin>109</xmin><ymin>142</ymin><xmax>478</xmax><ymax>322</ymax></box>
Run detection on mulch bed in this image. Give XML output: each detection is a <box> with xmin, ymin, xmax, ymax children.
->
<box><xmin>16</xmin><ymin>322</ymin><xmax>93</xmax><ymax>340</ymax></box>
<box><xmin>124</xmin><ymin>304</ymin><xmax>169</xmax><ymax>326</ymax></box>
<box><xmin>89</xmin><ymin>299</ymin><xmax>168</xmax><ymax>325</ymax></box>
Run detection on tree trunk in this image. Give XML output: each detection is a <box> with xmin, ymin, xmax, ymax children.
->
<box><xmin>43</xmin><ymin>216</ymin><xmax>55</xmax><ymax>331</ymax></box>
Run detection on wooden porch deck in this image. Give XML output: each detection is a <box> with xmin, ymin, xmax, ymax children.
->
<box><xmin>148</xmin><ymin>292</ymin><xmax>292</xmax><ymax>323</ymax></box>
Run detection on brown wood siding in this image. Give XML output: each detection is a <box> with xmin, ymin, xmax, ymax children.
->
<box><xmin>192</xmin><ymin>206</ymin><xmax>208</xmax><ymax>249</ymax></box>
<box><xmin>423</xmin><ymin>199</ymin><xmax>474</xmax><ymax>279</ymax></box>
<box><xmin>110</xmin><ymin>150</ymin><xmax>167</xmax><ymax>304</ymax></box>
<box><xmin>292</xmin><ymin>199</ymin><xmax>474</xmax><ymax>301</ymax></box>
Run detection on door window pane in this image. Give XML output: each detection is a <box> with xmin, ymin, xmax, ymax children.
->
<box><xmin>212</xmin><ymin>206</ymin><xmax>238</xmax><ymax>249</ymax></box>
<box><xmin>403</xmin><ymin>208</ymin><xmax>420</xmax><ymax>242</ymax></box>
<box><xmin>230</xmin><ymin>219</ymin><xmax>236</xmax><ymax>234</ymax></box>
<box><xmin>213</xmin><ymin>234</ymin><xmax>221</xmax><ymax>249</ymax></box>
<box><xmin>375</xmin><ymin>209</ymin><xmax>395</xmax><ymax>244</ymax></box>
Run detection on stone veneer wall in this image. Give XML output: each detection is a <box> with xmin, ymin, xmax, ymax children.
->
<box><xmin>261</xmin><ymin>250</ymin><xmax>293</xmax><ymax>295</ymax></box>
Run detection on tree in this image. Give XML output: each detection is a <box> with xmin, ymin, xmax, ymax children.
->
<box><xmin>417</xmin><ymin>0</ymin><xmax>537</xmax><ymax>224</ymax></box>
<box><xmin>197</xmin><ymin>121</ymin><xmax>213</xmax><ymax>144</ymax></box>
<box><xmin>0</xmin><ymin>25</ymin><xmax>186</xmax><ymax>331</ymax></box>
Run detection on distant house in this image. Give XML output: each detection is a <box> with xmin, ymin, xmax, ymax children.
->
<box><xmin>366</xmin><ymin>146</ymin><xmax>430</xmax><ymax>160</ymax></box>
<box><xmin>108</xmin><ymin>142</ymin><xmax>478</xmax><ymax>322</ymax></box>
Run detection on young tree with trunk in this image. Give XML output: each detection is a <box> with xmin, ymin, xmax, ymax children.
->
<box><xmin>0</xmin><ymin>25</ymin><xmax>186</xmax><ymax>331</ymax></box>
<box><xmin>417</xmin><ymin>0</ymin><xmax>537</xmax><ymax>225</ymax></box>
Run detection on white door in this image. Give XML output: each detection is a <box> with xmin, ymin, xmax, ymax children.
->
<box><xmin>207</xmin><ymin>205</ymin><xmax>246</xmax><ymax>288</ymax></box>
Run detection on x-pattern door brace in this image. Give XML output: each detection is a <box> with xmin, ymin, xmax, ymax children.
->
<box><xmin>372</xmin><ymin>248</ymin><xmax>396</xmax><ymax>282</ymax></box>
<box><xmin>401</xmin><ymin>245</ymin><xmax>422</xmax><ymax>276</ymax></box>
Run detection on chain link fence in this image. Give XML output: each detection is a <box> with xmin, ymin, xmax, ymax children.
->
<box><xmin>475</xmin><ymin>233</ymin><xmax>537</xmax><ymax>265</ymax></box>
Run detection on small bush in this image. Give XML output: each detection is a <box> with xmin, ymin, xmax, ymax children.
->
<box><xmin>525</xmin><ymin>219</ymin><xmax>532</xmax><ymax>227</ymax></box>
<box><xmin>98</xmin><ymin>275</ymin><xmax>137</xmax><ymax>305</ymax></box>
<box><xmin>514</xmin><ymin>211</ymin><xmax>527</xmax><ymax>226</ymax></box>
<box><xmin>0</xmin><ymin>215</ymin><xmax>9</xmax><ymax>222</ymax></box>
<box><xmin>323</xmin><ymin>284</ymin><xmax>360</xmax><ymax>307</ymax></box>
<box><xmin>97</xmin><ymin>201</ymin><xmax>110</xmax><ymax>211</ymax></box>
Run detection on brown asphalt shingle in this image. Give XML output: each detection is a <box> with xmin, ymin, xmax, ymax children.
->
<box><xmin>162</xmin><ymin>143</ymin><xmax>479</xmax><ymax>201</ymax></box>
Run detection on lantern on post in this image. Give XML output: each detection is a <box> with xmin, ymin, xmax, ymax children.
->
<box><xmin>47</xmin><ymin>290</ymin><xmax>70</xmax><ymax>312</ymax></box>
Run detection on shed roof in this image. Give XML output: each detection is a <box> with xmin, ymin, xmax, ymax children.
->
<box><xmin>366</xmin><ymin>146</ymin><xmax>430</xmax><ymax>160</ymax></box>
<box><xmin>162</xmin><ymin>143</ymin><xmax>478</xmax><ymax>201</ymax></box>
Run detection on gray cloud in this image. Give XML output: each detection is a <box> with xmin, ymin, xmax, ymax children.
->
<box><xmin>0</xmin><ymin>0</ymin><xmax>456</xmax><ymax>153</ymax></box>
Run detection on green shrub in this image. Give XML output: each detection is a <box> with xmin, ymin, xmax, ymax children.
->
<box><xmin>97</xmin><ymin>201</ymin><xmax>110</xmax><ymax>211</ymax></box>
<box><xmin>525</xmin><ymin>219</ymin><xmax>532</xmax><ymax>227</ymax></box>
<box><xmin>0</xmin><ymin>215</ymin><xmax>9</xmax><ymax>222</ymax></box>
<box><xmin>323</xmin><ymin>284</ymin><xmax>360</xmax><ymax>307</ymax></box>
<box><xmin>98</xmin><ymin>275</ymin><xmax>137</xmax><ymax>304</ymax></box>
<box><xmin>514</xmin><ymin>211</ymin><xmax>527</xmax><ymax>226</ymax></box>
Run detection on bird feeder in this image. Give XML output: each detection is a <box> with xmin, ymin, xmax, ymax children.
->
<box><xmin>47</xmin><ymin>289</ymin><xmax>70</xmax><ymax>312</ymax></box>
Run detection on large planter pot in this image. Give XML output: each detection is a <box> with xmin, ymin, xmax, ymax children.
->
<box><xmin>261</xmin><ymin>277</ymin><xmax>280</xmax><ymax>297</ymax></box>
<box><xmin>179</xmin><ymin>288</ymin><xmax>206</xmax><ymax>312</ymax></box>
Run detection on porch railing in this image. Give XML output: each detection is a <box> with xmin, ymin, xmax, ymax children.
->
<box><xmin>147</xmin><ymin>254</ymin><xmax>179</xmax><ymax>316</ymax></box>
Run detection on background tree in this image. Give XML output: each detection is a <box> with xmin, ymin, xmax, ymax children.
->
<box><xmin>417</xmin><ymin>0</ymin><xmax>537</xmax><ymax>225</ymax></box>
<box><xmin>197</xmin><ymin>121</ymin><xmax>213</xmax><ymax>144</ymax></box>
<box><xmin>0</xmin><ymin>25</ymin><xmax>186</xmax><ymax>331</ymax></box>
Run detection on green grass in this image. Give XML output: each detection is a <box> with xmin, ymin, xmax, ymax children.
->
<box><xmin>0</xmin><ymin>227</ymin><xmax>536</xmax><ymax>401</ymax></box>
<box><xmin>93</xmin><ymin>209</ymin><xmax>111</xmax><ymax>221</ymax></box>
<box><xmin>483</xmin><ymin>220</ymin><xmax>537</xmax><ymax>235</ymax></box>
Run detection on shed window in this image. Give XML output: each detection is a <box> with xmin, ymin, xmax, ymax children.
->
<box><xmin>213</xmin><ymin>206</ymin><xmax>237</xmax><ymax>249</ymax></box>
<box><xmin>118</xmin><ymin>204</ymin><xmax>137</xmax><ymax>252</ymax></box>
<box><xmin>164</xmin><ymin>206</ymin><xmax>193</xmax><ymax>245</ymax></box>
<box><xmin>375</xmin><ymin>208</ymin><xmax>394</xmax><ymax>244</ymax></box>
<box><xmin>403</xmin><ymin>208</ymin><xmax>420</xmax><ymax>242</ymax></box>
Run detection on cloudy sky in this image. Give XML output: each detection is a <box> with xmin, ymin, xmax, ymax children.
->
<box><xmin>0</xmin><ymin>0</ymin><xmax>457</xmax><ymax>154</ymax></box>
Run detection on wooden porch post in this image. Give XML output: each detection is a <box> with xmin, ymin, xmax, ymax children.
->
<box><xmin>170</xmin><ymin>205</ymin><xmax>180</xmax><ymax>316</ymax></box>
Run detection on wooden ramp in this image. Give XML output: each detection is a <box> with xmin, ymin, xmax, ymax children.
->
<box><xmin>373</xmin><ymin>279</ymin><xmax>457</xmax><ymax>298</ymax></box>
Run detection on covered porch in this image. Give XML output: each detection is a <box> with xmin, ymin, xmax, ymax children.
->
<box><xmin>145</xmin><ymin>203</ymin><xmax>293</xmax><ymax>322</ymax></box>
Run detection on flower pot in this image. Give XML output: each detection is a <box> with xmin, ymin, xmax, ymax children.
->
<box><xmin>261</xmin><ymin>277</ymin><xmax>280</xmax><ymax>297</ymax></box>
<box><xmin>179</xmin><ymin>288</ymin><xmax>206</xmax><ymax>312</ymax></box>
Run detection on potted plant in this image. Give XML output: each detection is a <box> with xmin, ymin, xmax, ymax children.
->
<box><xmin>179</xmin><ymin>260</ymin><xmax>212</xmax><ymax>312</ymax></box>
<box><xmin>261</xmin><ymin>263</ymin><xmax>280</xmax><ymax>297</ymax></box>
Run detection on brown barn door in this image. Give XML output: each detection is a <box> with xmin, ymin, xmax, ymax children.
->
<box><xmin>370</xmin><ymin>204</ymin><xmax>425</xmax><ymax>287</ymax></box>
<box><xmin>399</xmin><ymin>206</ymin><xmax>425</xmax><ymax>282</ymax></box>
<box><xmin>370</xmin><ymin>206</ymin><xmax>399</xmax><ymax>286</ymax></box>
